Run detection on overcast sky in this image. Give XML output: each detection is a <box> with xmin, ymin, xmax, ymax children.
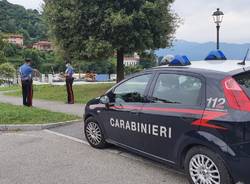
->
<box><xmin>7</xmin><ymin>0</ymin><xmax>250</xmax><ymax>43</ymax></box>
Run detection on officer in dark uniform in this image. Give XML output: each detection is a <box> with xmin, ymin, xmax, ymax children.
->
<box><xmin>19</xmin><ymin>58</ymin><xmax>35</xmax><ymax>107</ymax></box>
<box><xmin>65</xmin><ymin>63</ymin><xmax>74</xmax><ymax>104</ymax></box>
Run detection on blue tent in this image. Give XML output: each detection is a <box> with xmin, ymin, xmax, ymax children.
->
<box><xmin>96</xmin><ymin>74</ymin><xmax>109</xmax><ymax>82</ymax></box>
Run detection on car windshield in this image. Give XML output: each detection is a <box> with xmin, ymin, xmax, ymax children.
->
<box><xmin>234</xmin><ymin>71</ymin><xmax>250</xmax><ymax>97</ymax></box>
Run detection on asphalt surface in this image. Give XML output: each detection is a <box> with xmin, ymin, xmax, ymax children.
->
<box><xmin>50</xmin><ymin>121</ymin><xmax>85</xmax><ymax>140</ymax></box>
<box><xmin>0</xmin><ymin>131</ymin><xmax>188</xmax><ymax>184</ymax></box>
<box><xmin>0</xmin><ymin>93</ymin><xmax>188</xmax><ymax>184</ymax></box>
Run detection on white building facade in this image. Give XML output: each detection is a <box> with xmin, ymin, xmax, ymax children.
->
<box><xmin>124</xmin><ymin>53</ymin><xmax>140</xmax><ymax>67</ymax></box>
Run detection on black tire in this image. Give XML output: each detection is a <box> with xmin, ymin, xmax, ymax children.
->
<box><xmin>184</xmin><ymin>146</ymin><xmax>232</xmax><ymax>184</ymax></box>
<box><xmin>84</xmin><ymin>117</ymin><xmax>107</xmax><ymax>149</ymax></box>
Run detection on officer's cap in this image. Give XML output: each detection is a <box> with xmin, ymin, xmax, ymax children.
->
<box><xmin>25</xmin><ymin>58</ymin><xmax>32</xmax><ymax>63</ymax></box>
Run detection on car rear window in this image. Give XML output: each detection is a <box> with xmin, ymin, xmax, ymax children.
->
<box><xmin>152</xmin><ymin>74</ymin><xmax>202</xmax><ymax>106</ymax></box>
<box><xmin>234</xmin><ymin>71</ymin><xmax>250</xmax><ymax>97</ymax></box>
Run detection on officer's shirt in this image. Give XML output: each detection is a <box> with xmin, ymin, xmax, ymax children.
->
<box><xmin>19</xmin><ymin>64</ymin><xmax>33</xmax><ymax>81</ymax></box>
<box><xmin>65</xmin><ymin>66</ymin><xmax>74</xmax><ymax>78</ymax></box>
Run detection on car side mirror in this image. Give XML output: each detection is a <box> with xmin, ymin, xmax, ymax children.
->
<box><xmin>100</xmin><ymin>95</ymin><xmax>110</xmax><ymax>104</ymax></box>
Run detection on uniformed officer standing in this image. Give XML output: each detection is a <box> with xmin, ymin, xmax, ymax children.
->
<box><xmin>19</xmin><ymin>58</ymin><xmax>36</xmax><ymax>107</ymax></box>
<box><xmin>65</xmin><ymin>63</ymin><xmax>75</xmax><ymax>104</ymax></box>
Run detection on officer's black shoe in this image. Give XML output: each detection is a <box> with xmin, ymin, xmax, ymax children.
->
<box><xmin>24</xmin><ymin>104</ymin><xmax>32</xmax><ymax>107</ymax></box>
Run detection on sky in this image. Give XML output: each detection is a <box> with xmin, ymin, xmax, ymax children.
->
<box><xmin>8</xmin><ymin>0</ymin><xmax>43</xmax><ymax>10</ymax></box>
<box><xmin>7</xmin><ymin>0</ymin><xmax>250</xmax><ymax>44</ymax></box>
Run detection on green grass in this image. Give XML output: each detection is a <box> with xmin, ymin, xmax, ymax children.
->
<box><xmin>6</xmin><ymin>83</ymin><xmax>114</xmax><ymax>104</ymax></box>
<box><xmin>0</xmin><ymin>85</ymin><xmax>19</xmax><ymax>91</ymax></box>
<box><xmin>0</xmin><ymin>103</ymin><xmax>79</xmax><ymax>124</ymax></box>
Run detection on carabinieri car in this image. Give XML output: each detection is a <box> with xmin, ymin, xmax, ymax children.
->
<box><xmin>84</xmin><ymin>56</ymin><xmax>250</xmax><ymax>184</ymax></box>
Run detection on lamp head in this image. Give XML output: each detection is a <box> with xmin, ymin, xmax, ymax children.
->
<box><xmin>213</xmin><ymin>8</ymin><xmax>224</xmax><ymax>25</ymax></box>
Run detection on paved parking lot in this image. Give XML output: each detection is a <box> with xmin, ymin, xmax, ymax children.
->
<box><xmin>50</xmin><ymin>121</ymin><xmax>85</xmax><ymax>140</ymax></box>
<box><xmin>0</xmin><ymin>127</ymin><xmax>188</xmax><ymax>184</ymax></box>
<box><xmin>0</xmin><ymin>94</ymin><xmax>188</xmax><ymax>184</ymax></box>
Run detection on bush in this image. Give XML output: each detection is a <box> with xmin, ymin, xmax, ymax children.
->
<box><xmin>3</xmin><ymin>43</ymin><xmax>17</xmax><ymax>57</ymax></box>
<box><xmin>125</xmin><ymin>66</ymin><xmax>143</xmax><ymax>75</ymax></box>
<box><xmin>0</xmin><ymin>51</ymin><xmax>7</xmax><ymax>64</ymax></box>
<box><xmin>0</xmin><ymin>63</ymin><xmax>16</xmax><ymax>81</ymax></box>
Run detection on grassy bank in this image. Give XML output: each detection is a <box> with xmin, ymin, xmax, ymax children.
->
<box><xmin>0</xmin><ymin>85</ymin><xmax>19</xmax><ymax>91</ymax></box>
<box><xmin>6</xmin><ymin>83</ymin><xmax>114</xmax><ymax>104</ymax></box>
<box><xmin>0</xmin><ymin>103</ymin><xmax>79</xmax><ymax>124</ymax></box>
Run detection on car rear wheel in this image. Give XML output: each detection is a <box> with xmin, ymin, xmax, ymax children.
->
<box><xmin>184</xmin><ymin>146</ymin><xmax>232</xmax><ymax>184</ymax></box>
<box><xmin>84</xmin><ymin>117</ymin><xmax>107</xmax><ymax>149</ymax></box>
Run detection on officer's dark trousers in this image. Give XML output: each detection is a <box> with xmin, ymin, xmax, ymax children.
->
<box><xmin>66</xmin><ymin>77</ymin><xmax>74</xmax><ymax>104</ymax></box>
<box><xmin>21</xmin><ymin>80</ymin><xmax>33</xmax><ymax>107</ymax></box>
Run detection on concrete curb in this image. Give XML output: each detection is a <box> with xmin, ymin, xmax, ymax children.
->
<box><xmin>0</xmin><ymin>119</ymin><xmax>82</xmax><ymax>131</ymax></box>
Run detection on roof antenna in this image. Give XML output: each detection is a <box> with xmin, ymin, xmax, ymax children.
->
<box><xmin>238</xmin><ymin>48</ymin><xmax>250</xmax><ymax>65</ymax></box>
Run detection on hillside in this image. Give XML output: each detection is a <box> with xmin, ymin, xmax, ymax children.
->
<box><xmin>0</xmin><ymin>0</ymin><xmax>47</xmax><ymax>45</ymax></box>
<box><xmin>155</xmin><ymin>40</ymin><xmax>250</xmax><ymax>61</ymax></box>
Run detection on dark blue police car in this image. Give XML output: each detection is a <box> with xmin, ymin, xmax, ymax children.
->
<box><xmin>84</xmin><ymin>52</ymin><xmax>250</xmax><ymax>184</ymax></box>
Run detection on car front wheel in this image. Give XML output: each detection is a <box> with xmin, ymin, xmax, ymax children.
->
<box><xmin>184</xmin><ymin>146</ymin><xmax>232</xmax><ymax>184</ymax></box>
<box><xmin>84</xmin><ymin>117</ymin><xmax>107</xmax><ymax>149</ymax></box>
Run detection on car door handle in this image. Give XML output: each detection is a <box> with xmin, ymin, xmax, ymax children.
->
<box><xmin>130</xmin><ymin>109</ymin><xmax>140</xmax><ymax>115</ymax></box>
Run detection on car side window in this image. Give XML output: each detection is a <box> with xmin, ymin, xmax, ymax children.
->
<box><xmin>152</xmin><ymin>73</ymin><xmax>202</xmax><ymax>106</ymax></box>
<box><xmin>113</xmin><ymin>74</ymin><xmax>152</xmax><ymax>103</ymax></box>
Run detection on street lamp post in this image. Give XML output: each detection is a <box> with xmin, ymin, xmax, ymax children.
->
<box><xmin>213</xmin><ymin>8</ymin><xmax>224</xmax><ymax>50</ymax></box>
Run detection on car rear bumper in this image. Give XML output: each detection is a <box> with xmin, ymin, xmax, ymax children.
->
<box><xmin>230</xmin><ymin>158</ymin><xmax>250</xmax><ymax>184</ymax></box>
<box><xmin>228</xmin><ymin>143</ymin><xmax>250</xmax><ymax>184</ymax></box>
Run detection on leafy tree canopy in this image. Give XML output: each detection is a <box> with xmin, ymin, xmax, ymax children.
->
<box><xmin>44</xmin><ymin>0</ymin><xmax>178</xmax><ymax>82</ymax></box>
<box><xmin>139</xmin><ymin>50</ymin><xmax>157</xmax><ymax>69</ymax></box>
<box><xmin>0</xmin><ymin>34</ymin><xmax>5</xmax><ymax>50</ymax></box>
<box><xmin>0</xmin><ymin>34</ymin><xmax>7</xmax><ymax>64</ymax></box>
<box><xmin>0</xmin><ymin>62</ymin><xmax>16</xmax><ymax>79</ymax></box>
<box><xmin>0</xmin><ymin>51</ymin><xmax>7</xmax><ymax>64</ymax></box>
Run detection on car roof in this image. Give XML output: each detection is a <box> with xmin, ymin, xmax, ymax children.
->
<box><xmin>153</xmin><ymin>60</ymin><xmax>250</xmax><ymax>75</ymax></box>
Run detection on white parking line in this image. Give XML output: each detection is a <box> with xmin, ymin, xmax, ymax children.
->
<box><xmin>43</xmin><ymin>129</ymin><xmax>184</xmax><ymax>175</ymax></box>
<box><xmin>44</xmin><ymin>129</ymin><xmax>90</xmax><ymax>146</ymax></box>
<box><xmin>44</xmin><ymin>129</ymin><xmax>121</xmax><ymax>155</ymax></box>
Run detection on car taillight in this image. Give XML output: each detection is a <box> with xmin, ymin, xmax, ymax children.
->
<box><xmin>222</xmin><ymin>77</ymin><xmax>250</xmax><ymax>112</ymax></box>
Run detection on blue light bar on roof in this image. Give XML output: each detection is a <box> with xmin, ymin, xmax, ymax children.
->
<box><xmin>205</xmin><ymin>50</ymin><xmax>227</xmax><ymax>60</ymax></box>
<box><xmin>169</xmin><ymin>55</ymin><xmax>191</xmax><ymax>66</ymax></box>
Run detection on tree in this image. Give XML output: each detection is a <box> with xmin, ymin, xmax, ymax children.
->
<box><xmin>22</xmin><ymin>49</ymin><xmax>44</xmax><ymax>69</ymax></box>
<box><xmin>125</xmin><ymin>65</ymin><xmax>142</xmax><ymax>75</ymax></box>
<box><xmin>139</xmin><ymin>51</ymin><xmax>157</xmax><ymax>69</ymax></box>
<box><xmin>0</xmin><ymin>51</ymin><xmax>7</xmax><ymax>64</ymax></box>
<box><xmin>0</xmin><ymin>36</ymin><xmax>7</xmax><ymax>64</ymax></box>
<box><xmin>0</xmin><ymin>35</ymin><xmax>5</xmax><ymax>50</ymax></box>
<box><xmin>0</xmin><ymin>0</ymin><xmax>48</xmax><ymax>45</ymax></box>
<box><xmin>0</xmin><ymin>63</ymin><xmax>16</xmax><ymax>85</ymax></box>
<box><xmin>3</xmin><ymin>43</ymin><xmax>17</xmax><ymax>57</ymax></box>
<box><xmin>44</xmin><ymin>0</ymin><xmax>178</xmax><ymax>82</ymax></box>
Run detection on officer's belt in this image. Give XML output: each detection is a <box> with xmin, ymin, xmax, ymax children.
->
<box><xmin>21</xmin><ymin>77</ymin><xmax>31</xmax><ymax>81</ymax></box>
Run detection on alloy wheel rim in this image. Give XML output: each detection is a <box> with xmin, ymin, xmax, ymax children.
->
<box><xmin>189</xmin><ymin>154</ymin><xmax>220</xmax><ymax>184</ymax></box>
<box><xmin>86</xmin><ymin>122</ymin><xmax>102</xmax><ymax>145</ymax></box>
